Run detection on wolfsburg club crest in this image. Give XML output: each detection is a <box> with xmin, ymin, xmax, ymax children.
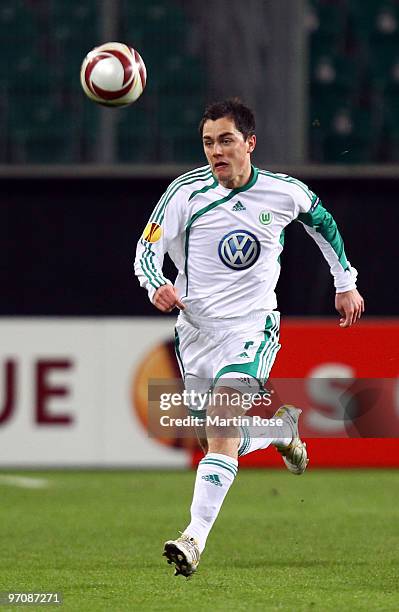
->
<box><xmin>259</xmin><ymin>210</ymin><xmax>273</xmax><ymax>225</ymax></box>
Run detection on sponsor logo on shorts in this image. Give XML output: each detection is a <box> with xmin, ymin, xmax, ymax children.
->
<box><xmin>218</xmin><ymin>229</ymin><xmax>261</xmax><ymax>270</ymax></box>
<box><xmin>143</xmin><ymin>222</ymin><xmax>162</xmax><ymax>243</ymax></box>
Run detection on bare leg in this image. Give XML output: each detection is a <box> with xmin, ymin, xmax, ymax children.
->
<box><xmin>206</xmin><ymin>386</ymin><xmax>243</xmax><ymax>459</ymax></box>
<box><xmin>195</xmin><ymin>429</ymin><xmax>208</xmax><ymax>454</ymax></box>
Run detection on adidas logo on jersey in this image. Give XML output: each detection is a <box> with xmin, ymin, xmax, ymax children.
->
<box><xmin>202</xmin><ymin>474</ymin><xmax>223</xmax><ymax>487</ymax></box>
<box><xmin>231</xmin><ymin>201</ymin><xmax>246</xmax><ymax>211</ymax></box>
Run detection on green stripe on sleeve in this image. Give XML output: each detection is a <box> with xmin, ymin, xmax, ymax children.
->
<box><xmin>297</xmin><ymin>203</ymin><xmax>350</xmax><ymax>271</ymax></box>
<box><xmin>258</xmin><ymin>170</ymin><xmax>315</xmax><ymax>203</ymax></box>
<box><xmin>139</xmin><ymin>240</ymin><xmax>167</xmax><ymax>288</ymax></box>
<box><xmin>152</xmin><ymin>168</ymin><xmax>213</xmax><ymax>225</ymax></box>
<box><xmin>138</xmin><ymin>244</ymin><xmax>162</xmax><ymax>290</ymax></box>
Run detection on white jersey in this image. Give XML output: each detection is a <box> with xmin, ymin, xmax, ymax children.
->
<box><xmin>135</xmin><ymin>165</ymin><xmax>357</xmax><ymax>319</ymax></box>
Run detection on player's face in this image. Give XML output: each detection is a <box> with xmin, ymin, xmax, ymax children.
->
<box><xmin>202</xmin><ymin>117</ymin><xmax>256</xmax><ymax>189</ymax></box>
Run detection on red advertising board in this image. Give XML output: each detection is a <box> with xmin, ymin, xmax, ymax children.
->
<box><xmin>274</xmin><ymin>318</ymin><xmax>398</xmax><ymax>378</ymax></box>
<box><xmin>192</xmin><ymin>319</ymin><xmax>399</xmax><ymax>468</ymax></box>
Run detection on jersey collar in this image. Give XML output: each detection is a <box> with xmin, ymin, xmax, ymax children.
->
<box><xmin>212</xmin><ymin>165</ymin><xmax>259</xmax><ymax>195</ymax></box>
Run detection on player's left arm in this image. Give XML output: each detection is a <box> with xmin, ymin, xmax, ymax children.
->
<box><xmin>295</xmin><ymin>196</ymin><xmax>365</xmax><ymax>327</ymax></box>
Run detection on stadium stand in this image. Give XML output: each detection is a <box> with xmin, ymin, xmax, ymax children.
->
<box><xmin>1</xmin><ymin>0</ymin><xmax>100</xmax><ymax>162</ymax></box>
<box><xmin>308</xmin><ymin>0</ymin><xmax>399</xmax><ymax>163</ymax></box>
<box><xmin>3</xmin><ymin>0</ymin><xmax>399</xmax><ymax>163</ymax></box>
<box><xmin>118</xmin><ymin>0</ymin><xmax>206</xmax><ymax>163</ymax></box>
<box><xmin>1</xmin><ymin>0</ymin><xmax>206</xmax><ymax>164</ymax></box>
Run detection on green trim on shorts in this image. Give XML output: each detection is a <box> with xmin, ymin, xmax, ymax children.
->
<box><xmin>238</xmin><ymin>425</ymin><xmax>251</xmax><ymax>457</ymax></box>
<box><xmin>174</xmin><ymin>327</ymin><xmax>185</xmax><ymax>376</ymax></box>
<box><xmin>213</xmin><ymin>312</ymin><xmax>280</xmax><ymax>387</ymax></box>
<box><xmin>188</xmin><ymin>407</ymin><xmax>207</xmax><ymax>420</ymax></box>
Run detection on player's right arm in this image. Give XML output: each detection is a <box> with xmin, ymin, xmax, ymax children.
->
<box><xmin>134</xmin><ymin>186</ymin><xmax>186</xmax><ymax>312</ymax></box>
<box><xmin>152</xmin><ymin>284</ymin><xmax>185</xmax><ymax>313</ymax></box>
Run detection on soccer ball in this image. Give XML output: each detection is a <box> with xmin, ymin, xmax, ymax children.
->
<box><xmin>80</xmin><ymin>42</ymin><xmax>147</xmax><ymax>107</ymax></box>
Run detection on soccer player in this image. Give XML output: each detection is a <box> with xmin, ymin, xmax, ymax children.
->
<box><xmin>134</xmin><ymin>99</ymin><xmax>364</xmax><ymax>578</ymax></box>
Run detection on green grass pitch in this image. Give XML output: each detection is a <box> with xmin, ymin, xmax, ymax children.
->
<box><xmin>0</xmin><ymin>469</ymin><xmax>398</xmax><ymax>611</ymax></box>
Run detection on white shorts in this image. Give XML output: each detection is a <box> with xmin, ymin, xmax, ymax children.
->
<box><xmin>174</xmin><ymin>311</ymin><xmax>281</xmax><ymax>413</ymax></box>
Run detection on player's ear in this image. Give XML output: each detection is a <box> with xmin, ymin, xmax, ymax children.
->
<box><xmin>247</xmin><ymin>134</ymin><xmax>256</xmax><ymax>153</ymax></box>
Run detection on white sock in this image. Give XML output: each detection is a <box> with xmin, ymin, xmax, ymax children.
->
<box><xmin>184</xmin><ymin>452</ymin><xmax>238</xmax><ymax>553</ymax></box>
<box><xmin>238</xmin><ymin>416</ymin><xmax>292</xmax><ymax>457</ymax></box>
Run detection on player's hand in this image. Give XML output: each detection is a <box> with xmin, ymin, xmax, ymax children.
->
<box><xmin>153</xmin><ymin>284</ymin><xmax>185</xmax><ymax>313</ymax></box>
<box><xmin>335</xmin><ymin>288</ymin><xmax>364</xmax><ymax>328</ymax></box>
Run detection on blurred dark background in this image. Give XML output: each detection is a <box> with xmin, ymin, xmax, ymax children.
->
<box><xmin>1</xmin><ymin>175</ymin><xmax>396</xmax><ymax>316</ymax></box>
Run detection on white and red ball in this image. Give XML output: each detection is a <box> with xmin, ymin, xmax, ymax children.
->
<box><xmin>80</xmin><ymin>42</ymin><xmax>147</xmax><ymax>107</ymax></box>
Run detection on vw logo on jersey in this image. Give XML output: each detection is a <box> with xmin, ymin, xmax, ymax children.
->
<box><xmin>218</xmin><ymin>229</ymin><xmax>261</xmax><ymax>270</ymax></box>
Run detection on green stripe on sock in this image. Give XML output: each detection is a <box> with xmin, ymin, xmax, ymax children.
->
<box><xmin>200</xmin><ymin>458</ymin><xmax>238</xmax><ymax>478</ymax></box>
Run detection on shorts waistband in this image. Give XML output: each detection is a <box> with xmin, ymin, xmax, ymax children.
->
<box><xmin>178</xmin><ymin>310</ymin><xmax>278</xmax><ymax>330</ymax></box>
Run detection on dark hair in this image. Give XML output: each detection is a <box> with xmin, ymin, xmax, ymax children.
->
<box><xmin>199</xmin><ymin>98</ymin><xmax>256</xmax><ymax>140</ymax></box>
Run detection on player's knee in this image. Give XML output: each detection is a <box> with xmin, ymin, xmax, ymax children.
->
<box><xmin>208</xmin><ymin>437</ymin><xmax>240</xmax><ymax>458</ymax></box>
<box><xmin>207</xmin><ymin>403</ymin><xmax>234</xmax><ymax>421</ymax></box>
<box><xmin>209</xmin><ymin>385</ymin><xmax>242</xmax><ymax>420</ymax></box>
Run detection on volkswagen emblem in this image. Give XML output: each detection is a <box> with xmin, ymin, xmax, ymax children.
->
<box><xmin>218</xmin><ymin>229</ymin><xmax>261</xmax><ymax>270</ymax></box>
